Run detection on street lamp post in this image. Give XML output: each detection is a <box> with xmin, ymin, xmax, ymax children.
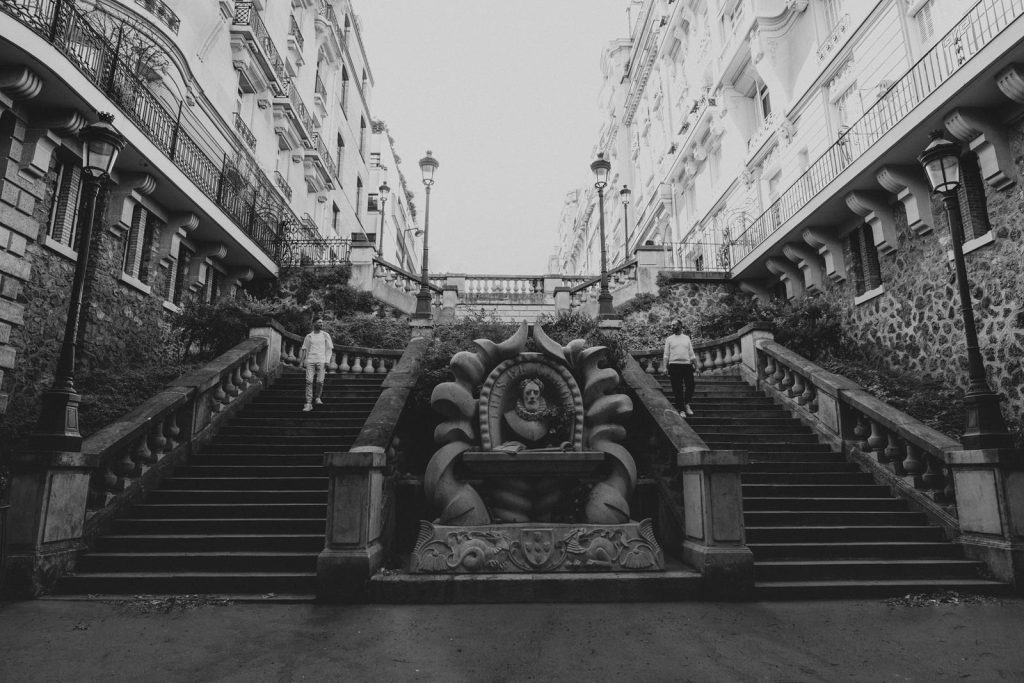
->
<box><xmin>29</xmin><ymin>113</ymin><xmax>126</xmax><ymax>451</ymax></box>
<box><xmin>377</xmin><ymin>180</ymin><xmax>390</xmax><ymax>260</ymax></box>
<box><xmin>620</xmin><ymin>184</ymin><xmax>631</xmax><ymax>262</ymax></box>
<box><xmin>917</xmin><ymin>130</ymin><xmax>1013</xmax><ymax>450</ymax></box>
<box><xmin>590</xmin><ymin>153</ymin><xmax>615</xmax><ymax>319</ymax></box>
<box><xmin>415</xmin><ymin>150</ymin><xmax>438</xmax><ymax>318</ymax></box>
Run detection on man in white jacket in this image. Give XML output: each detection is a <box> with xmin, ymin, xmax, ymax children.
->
<box><xmin>663</xmin><ymin>319</ymin><xmax>699</xmax><ymax>416</ymax></box>
<box><xmin>299</xmin><ymin>317</ymin><xmax>334</xmax><ymax>412</ymax></box>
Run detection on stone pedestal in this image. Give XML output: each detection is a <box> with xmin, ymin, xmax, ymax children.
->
<box><xmin>317</xmin><ymin>447</ymin><xmax>387</xmax><ymax>603</ymax></box>
<box><xmin>409</xmin><ymin>318</ymin><xmax>434</xmax><ymax>339</ymax></box>
<box><xmin>738</xmin><ymin>323</ymin><xmax>774</xmax><ymax>384</ymax></box>
<box><xmin>597</xmin><ymin>318</ymin><xmax>623</xmax><ymax>335</ymax></box>
<box><xmin>553</xmin><ymin>287</ymin><xmax>571</xmax><ymax>316</ymax></box>
<box><xmin>4</xmin><ymin>449</ymin><xmax>96</xmax><ymax>597</ymax></box>
<box><xmin>677</xmin><ymin>449</ymin><xmax>754</xmax><ymax>599</ymax></box>
<box><xmin>949</xmin><ymin>447</ymin><xmax>1024</xmax><ymax>587</ymax></box>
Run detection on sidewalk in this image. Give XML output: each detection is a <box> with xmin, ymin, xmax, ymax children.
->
<box><xmin>2</xmin><ymin>594</ymin><xmax>1022</xmax><ymax>681</ymax></box>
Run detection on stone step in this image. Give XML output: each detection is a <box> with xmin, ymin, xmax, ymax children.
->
<box><xmin>55</xmin><ymin>572</ymin><xmax>317</xmax><ymax>596</ymax></box>
<box><xmin>174</xmin><ymin>465</ymin><xmax>326</xmax><ymax>477</ymax></box>
<box><xmin>160</xmin><ymin>476</ymin><xmax>327</xmax><ymax>490</ymax></box>
<box><xmin>743</xmin><ymin>497</ymin><xmax>907</xmax><ymax>511</ymax></box>
<box><xmin>744</xmin><ymin>510</ymin><xmax>929</xmax><ymax>526</ymax></box>
<box><xmin>748</xmin><ymin>542</ymin><xmax>964</xmax><ymax>561</ymax></box>
<box><xmin>753</xmin><ymin>578</ymin><xmax>1011</xmax><ymax>600</ymax></box>
<box><xmin>744</xmin><ymin>525</ymin><xmax>946</xmax><ymax>543</ymax></box>
<box><xmin>701</xmin><ymin>432</ymin><xmax>822</xmax><ymax>444</ymax></box>
<box><xmin>240</xmin><ymin>403</ymin><xmax>378</xmax><ymax>413</ymax></box>
<box><xmin>687</xmin><ymin>424</ymin><xmax>814</xmax><ymax>436</ymax></box>
<box><xmin>746</xmin><ymin>452</ymin><xmax>848</xmax><ymax>463</ymax></box>
<box><xmin>201</xmin><ymin>444</ymin><xmax>352</xmax><ymax>454</ymax></box>
<box><xmin>754</xmin><ymin>558</ymin><xmax>987</xmax><ymax>582</ymax></box>
<box><xmin>706</xmin><ymin>442</ymin><xmax>832</xmax><ymax>453</ymax></box>
<box><xmin>110</xmin><ymin>518</ymin><xmax>326</xmax><ymax>534</ymax></box>
<box><xmin>684</xmin><ymin>416</ymin><xmax>802</xmax><ymax>426</ymax></box>
<box><xmin>216</xmin><ymin>425</ymin><xmax>362</xmax><ymax>437</ymax></box>
<box><xmin>368</xmin><ymin>565</ymin><xmax>704</xmax><ymax>604</ymax></box>
<box><xmin>145</xmin><ymin>490</ymin><xmax>327</xmax><ymax>504</ymax></box>
<box><xmin>742</xmin><ymin>484</ymin><xmax>892</xmax><ymax>497</ymax></box>
<box><xmin>75</xmin><ymin>552</ymin><xmax>318</xmax><ymax>573</ymax></box>
<box><xmin>742</xmin><ymin>461</ymin><xmax>861</xmax><ymax>473</ymax></box>
<box><xmin>130</xmin><ymin>503</ymin><xmax>326</xmax><ymax>519</ymax></box>
<box><xmin>94</xmin><ymin>534</ymin><xmax>325</xmax><ymax>553</ymax></box>
<box><xmin>742</xmin><ymin>472</ymin><xmax>877</xmax><ymax>485</ymax></box>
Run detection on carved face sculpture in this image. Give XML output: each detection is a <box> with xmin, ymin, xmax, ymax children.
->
<box><xmin>522</xmin><ymin>380</ymin><xmax>542</xmax><ymax>411</ymax></box>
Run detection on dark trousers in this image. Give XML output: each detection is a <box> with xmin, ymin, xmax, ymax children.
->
<box><xmin>668</xmin><ymin>363</ymin><xmax>695</xmax><ymax>410</ymax></box>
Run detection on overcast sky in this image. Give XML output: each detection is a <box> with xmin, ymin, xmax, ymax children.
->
<box><xmin>354</xmin><ymin>1</ymin><xmax>627</xmax><ymax>275</ymax></box>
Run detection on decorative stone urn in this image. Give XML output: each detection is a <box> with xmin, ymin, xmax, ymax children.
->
<box><xmin>413</xmin><ymin>323</ymin><xmax>663</xmax><ymax>574</ymax></box>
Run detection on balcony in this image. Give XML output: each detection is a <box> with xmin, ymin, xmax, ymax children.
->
<box><xmin>233</xmin><ymin>112</ymin><xmax>257</xmax><ymax>150</ymax></box>
<box><xmin>287</xmin><ymin>14</ymin><xmax>305</xmax><ymax>65</ymax></box>
<box><xmin>303</xmin><ymin>132</ymin><xmax>338</xmax><ymax>192</ymax></box>
<box><xmin>315</xmin><ymin>0</ymin><xmax>345</xmax><ymax>59</ymax></box>
<box><xmin>230</xmin><ymin>2</ymin><xmax>288</xmax><ymax>96</ymax></box>
<box><xmin>273</xmin><ymin>78</ymin><xmax>318</xmax><ymax>149</ymax></box>
<box><xmin>313</xmin><ymin>72</ymin><xmax>328</xmax><ymax>117</ymax></box>
<box><xmin>274</xmin><ymin>170</ymin><xmax>293</xmax><ymax>201</ymax></box>
<box><xmin>133</xmin><ymin>0</ymin><xmax>181</xmax><ymax>34</ymax></box>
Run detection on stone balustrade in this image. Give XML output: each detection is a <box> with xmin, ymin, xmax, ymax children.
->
<box><xmin>633</xmin><ymin>328</ymin><xmax>746</xmax><ymax>377</ymax></box>
<box><xmin>82</xmin><ymin>337</ymin><xmax>271</xmax><ymax>534</ymax></box>
<box><xmin>278</xmin><ymin>328</ymin><xmax>404</xmax><ymax>375</ymax></box>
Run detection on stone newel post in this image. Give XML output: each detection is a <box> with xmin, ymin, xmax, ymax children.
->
<box><xmin>634</xmin><ymin>244</ymin><xmax>669</xmax><ymax>296</ymax></box>
<box><xmin>347</xmin><ymin>241</ymin><xmax>377</xmax><ymax>293</ymax></box>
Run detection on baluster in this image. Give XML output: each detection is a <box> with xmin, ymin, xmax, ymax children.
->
<box><xmin>808</xmin><ymin>387</ymin><xmax>819</xmax><ymax>413</ymax></box>
<box><xmin>351</xmin><ymin>355</ymin><xmax>364</xmax><ymax>373</ymax></box>
<box><xmin>164</xmin><ymin>407</ymin><xmax>181</xmax><ymax>450</ymax></box>
<box><xmin>762</xmin><ymin>354</ymin><xmax>776</xmax><ymax>383</ymax></box>
<box><xmin>798</xmin><ymin>377</ymin><xmax>813</xmax><ymax>405</ymax></box>
<box><xmin>922</xmin><ymin>455</ymin><xmax>944</xmax><ymax>491</ymax></box>
<box><xmin>148</xmin><ymin>417</ymin><xmax>168</xmax><ymax>459</ymax></box>
<box><xmin>363</xmin><ymin>356</ymin><xmax>376</xmax><ymax>373</ymax></box>
<box><xmin>771</xmin><ymin>359</ymin><xmax>786</xmax><ymax>386</ymax></box>
<box><xmin>327</xmin><ymin>349</ymin><xmax>339</xmax><ymax>374</ymax></box>
<box><xmin>651</xmin><ymin>357</ymin><xmax>661</xmax><ymax>375</ymax></box>
<box><xmin>788</xmin><ymin>371</ymin><xmax>803</xmax><ymax>399</ymax></box>
<box><xmin>885</xmin><ymin>433</ymin><xmax>904</xmax><ymax>473</ymax></box>
<box><xmin>87</xmin><ymin>469</ymin><xmax>110</xmax><ymax>510</ymax></box>
<box><xmin>240</xmin><ymin>354</ymin><xmax>253</xmax><ymax>387</ymax></box>
<box><xmin>780</xmin><ymin>367</ymin><xmax>795</xmax><ymax>394</ymax></box>
<box><xmin>729</xmin><ymin>342</ymin><xmax>740</xmax><ymax>366</ymax></box>
<box><xmin>339</xmin><ymin>352</ymin><xmax>351</xmax><ymax>373</ymax></box>
<box><xmin>112</xmin><ymin>445</ymin><xmax>137</xmax><ymax>479</ymax></box>
<box><xmin>867</xmin><ymin>420</ymin><xmax>888</xmax><ymax>462</ymax></box>
<box><xmin>249</xmin><ymin>354</ymin><xmax>260</xmax><ymax>379</ymax></box>
<box><xmin>211</xmin><ymin>377</ymin><xmax>227</xmax><ymax>413</ymax></box>
<box><xmin>902</xmin><ymin>441</ymin><xmax>925</xmax><ymax>477</ymax></box>
<box><xmin>853</xmin><ymin>413</ymin><xmax>870</xmax><ymax>451</ymax></box>
<box><xmin>231</xmin><ymin>365</ymin><xmax>244</xmax><ymax>396</ymax></box>
<box><xmin>134</xmin><ymin>429</ymin><xmax>156</xmax><ymax>467</ymax></box>
<box><xmin>283</xmin><ymin>340</ymin><xmax>296</xmax><ymax>365</ymax></box>
<box><xmin>941</xmin><ymin>465</ymin><xmax>956</xmax><ymax>505</ymax></box>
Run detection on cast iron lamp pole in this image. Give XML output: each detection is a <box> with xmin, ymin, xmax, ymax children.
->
<box><xmin>591</xmin><ymin>153</ymin><xmax>615</xmax><ymax>319</ymax></box>
<box><xmin>31</xmin><ymin>113</ymin><xmax>125</xmax><ymax>451</ymax></box>
<box><xmin>415</xmin><ymin>150</ymin><xmax>438</xmax><ymax>318</ymax></box>
<box><xmin>917</xmin><ymin>130</ymin><xmax>1013</xmax><ymax>450</ymax></box>
<box><xmin>377</xmin><ymin>180</ymin><xmax>390</xmax><ymax>259</ymax></box>
<box><xmin>620</xmin><ymin>184</ymin><xmax>631</xmax><ymax>262</ymax></box>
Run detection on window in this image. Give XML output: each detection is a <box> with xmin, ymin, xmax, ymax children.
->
<box><xmin>335</xmin><ymin>134</ymin><xmax>345</xmax><ymax>183</ymax></box>
<box><xmin>956</xmin><ymin>151</ymin><xmax>992</xmax><ymax>242</ymax></box>
<box><xmin>332</xmin><ymin>202</ymin><xmax>340</xmax><ymax>237</ymax></box>
<box><xmin>824</xmin><ymin>0</ymin><xmax>844</xmax><ymax>29</ymax></box>
<box><xmin>172</xmin><ymin>242</ymin><xmax>192</xmax><ymax>305</ymax></box>
<box><xmin>207</xmin><ymin>266</ymin><xmax>221</xmax><ymax>304</ymax></box>
<box><xmin>368</xmin><ymin>192</ymin><xmax>379</xmax><ymax>213</ymax></box>
<box><xmin>47</xmin><ymin>157</ymin><xmax>84</xmax><ymax>249</ymax></box>
<box><xmin>340</xmin><ymin>67</ymin><xmax>350</xmax><ymax>111</ymax></box>
<box><xmin>356</xmin><ymin>177</ymin><xmax>363</xmax><ymax>224</ymax></box>
<box><xmin>756</xmin><ymin>82</ymin><xmax>772</xmax><ymax>122</ymax></box>
<box><xmin>847</xmin><ymin>223</ymin><xmax>881</xmax><ymax>296</ymax></box>
<box><xmin>123</xmin><ymin>204</ymin><xmax>158</xmax><ymax>283</ymax></box>
<box><xmin>359</xmin><ymin>117</ymin><xmax>367</xmax><ymax>157</ymax></box>
<box><xmin>909</xmin><ymin>0</ymin><xmax>936</xmax><ymax>42</ymax></box>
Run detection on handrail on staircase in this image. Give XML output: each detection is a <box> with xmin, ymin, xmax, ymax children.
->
<box><xmin>82</xmin><ymin>336</ymin><xmax>271</xmax><ymax>537</ymax></box>
<box><xmin>277</xmin><ymin>327</ymin><xmax>405</xmax><ymax>374</ymax></box>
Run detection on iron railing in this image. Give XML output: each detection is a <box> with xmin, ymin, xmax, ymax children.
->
<box><xmin>732</xmin><ymin>0</ymin><xmax>1024</xmax><ymax>263</ymax></box>
<box><xmin>231</xmin><ymin>2</ymin><xmax>288</xmax><ymax>96</ymax></box>
<box><xmin>279</xmin><ymin>237</ymin><xmax>352</xmax><ymax>268</ymax></box>
<box><xmin>314</xmin><ymin>72</ymin><xmax>327</xmax><ymax>101</ymax></box>
<box><xmin>133</xmin><ymin>0</ymin><xmax>180</xmax><ymax>34</ymax></box>
<box><xmin>310</xmin><ymin>132</ymin><xmax>338</xmax><ymax>180</ymax></box>
<box><xmin>279</xmin><ymin>78</ymin><xmax>318</xmax><ymax>139</ymax></box>
<box><xmin>274</xmin><ymin>170</ymin><xmax>293</xmax><ymax>201</ymax></box>
<box><xmin>233</xmin><ymin>112</ymin><xmax>256</xmax><ymax>149</ymax></box>
<box><xmin>663</xmin><ymin>240</ymin><xmax>732</xmax><ymax>273</ymax></box>
<box><xmin>0</xmin><ymin>0</ymin><xmax>305</xmax><ymax>259</ymax></box>
<box><xmin>288</xmin><ymin>13</ymin><xmax>304</xmax><ymax>52</ymax></box>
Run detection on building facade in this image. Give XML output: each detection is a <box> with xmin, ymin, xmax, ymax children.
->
<box><xmin>554</xmin><ymin>0</ymin><xmax>1024</xmax><ymax>423</ymax></box>
<box><xmin>0</xmin><ymin>0</ymin><xmax>422</xmax><ymax>416</ymax></box>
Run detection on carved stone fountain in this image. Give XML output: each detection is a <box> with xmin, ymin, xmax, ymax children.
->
<box><xmin>412</xmin><ymin>323</ymin><xmax>664</xmax><ymax>573</ymax></box>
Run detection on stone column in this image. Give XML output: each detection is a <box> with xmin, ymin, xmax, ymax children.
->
<box><xmin>738</xmin><ymin>323</ymin><xmax>774</xmax><ymax>385</ymax></box>
<box><xmin>440</xmin><ymin>285</ymin><xmax>458</xmax><ymax>323</ymax></box>
<box><xmin>948</xmin><ymin>447</ymin><xmax>1024</xmax><ymax>587</ymax></box>
<box><xmin>677</xmin><ymin>448</ymin><xmax>753</xmax><ymax>599</ymax></box>
<box><xmin>553</xmin><ymin>287</ymin><xmax>571</xmax><ymax>316</ymax></box>
<box><xmin>634</xmin><ymin>244</ymin><xmax>668</xmax><ymax>295</ymax></box>
<box><xmin>317</xmin><ymin>446</ymin><xmax>387</xmax><ymax>602</ymax></box>
<box><xmin>347</xmin><ymin>241</ymin><xmax>376</xmax><ymax>292</ymax></box>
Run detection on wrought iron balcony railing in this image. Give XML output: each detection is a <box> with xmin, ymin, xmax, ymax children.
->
<box><xmin>274</xmin><ymin>170</ymin><xmax>293</xmax><ymax>201</ymax></box>
<box><xmin>133</xmin><ymin>0</ymin><xmax>180</xmax><ymax>34</ymax></box>
<box><xmin>276</xmin><ymin>78</ymin><xmax>318</xmax><ymax>141</ymax></box>
<box><xmin>232</xmin><ymin>1</ymin><xmax>288</xmax><ymax>97</ymax></box>
<box><xmin>288</xmin><ymin>14</ymin><xmax>304</xmax><ymax>52</ymax></box>
<box><xmin>732</xmin><ymin>0</ymin><xmax>1024</xmax><ymax>264</ymax></box>
<box><xmin>233</xmin><ymin>112</ymin><xmax>257</xmax><ymax>149</ymax></box>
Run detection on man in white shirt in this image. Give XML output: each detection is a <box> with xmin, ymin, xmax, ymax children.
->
<box><xmin>299</xmin><ymin>317</ymin><xmax>334</xmax><ymax>412</ymax></box>
<box><xmin>663</xmin><ymin>319</ymin><xmax>699</xmax><ymax>417</ymax></box>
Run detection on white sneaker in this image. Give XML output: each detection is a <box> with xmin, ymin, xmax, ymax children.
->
<box><xmin>684</xmin><ymin>405</ymin><xmax>695</xmax><ymax>416</ymax></box>
<box><xmin>679</xmin><ymin>410</ymin><xmax>687</xmax><ymax>418</ymax></box>
<box><xmin>314</xmin><ymin>398</ymin><xmax>323</xmax><ymax>405</ymax></box>
<box><xmin>302</xmin><ymin>404</ymin><xmax>313</xmax><ymax>412</ymax></box>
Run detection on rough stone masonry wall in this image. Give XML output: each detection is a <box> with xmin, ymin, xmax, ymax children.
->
<box><xmin>818</xmin><ymin>124</ymin><xmax>1024</xmax><ymax>430</ymax></box>
<box><xmin>620</xmin><ymin>279</ymin><xmax>743</xmax><ymax>349</ymax></box>
<box><xmin>0</xmin><ymin>113</ymin><xmax>180</xmax><ymax>445</ymax></box>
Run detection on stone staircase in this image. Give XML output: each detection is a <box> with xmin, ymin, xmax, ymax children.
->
<box><xmin>658</xmin><ymin>373</ymin><xmax>1010</xmax><ymax>599</ymax></box>
<box><xmin>57</xmin><ymin>370</ymin><xmax>384</xmax><ymax>597</ymax></box>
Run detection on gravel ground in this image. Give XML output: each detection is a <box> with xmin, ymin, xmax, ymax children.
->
<box><xmin>1</xmin><ymin>594</ymin><xmax>1023</xmax><ymax>682</ymax></box>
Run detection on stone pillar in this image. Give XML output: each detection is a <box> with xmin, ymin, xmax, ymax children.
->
<box><xmin>634</xmin><ymin>244</ymin><xmax>668</xmax><ymax>295</ymax></box>
<box><xmin>348</xmin><ymin>241</ymin><xmax>376</xmax><ymax>292</ymax></box>
<box><xmin>317</xmin><ymin>447</ymin><xmax>387</xmax><ymax>602</ymax></box>
<box><xmin>248</xmin><ymin>320</ymin><xmax>284</xmax><ymax>379</ymax></box>
<box><xmin>553</xmin><ymin>287</ymin><xmax>571</xmax><ymax>316</ymax></box>
<box><xmin>677</xmin><ymin>448</ymin><xmax>753</xmax><ymax>599</ymax></box>
<box><xmin>738</xmin><ymin>323</ymin><xmax>773</xmax><ymax>384</ymax></box>
<box><xmin>440</xmin><ymin>284</ymin><xmax>458</xmax><ymax>323</ymax></box>
<box><xmin>409</xmin><ymin>318</ymin><xmax>434</xmax><ymax>339</ymax></box>
<box><xmin>598</xmin><ymin>318</ymin><xmax>623</xmax><ymax>336</ymax></box>
<box><xmin>4</xmin><ymin>448</ymin><xmax>96</xmax><ymax>597</ymax></box>
<box><xmin>948</xmin><ymin>448</ymin><xmax>1024</xmax><ymax>587</ymax></box>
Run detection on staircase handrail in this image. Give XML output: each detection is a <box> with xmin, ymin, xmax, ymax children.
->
<box><xmin>753</xmin><ymin>338</ymin><xmax>961</xmax><ymax>530</ymax></box>
<box><xmin>568</xmin><ymin>258</ymin><xmax>638</xmax><ymax>296</ymax></box>
<box><xmin>318</xmin><ymin>336</ymin><xmax>432</xmax><ymax>601</ymax></box>
<box><xmin>276</xmin><ymin>327</ymin><xmax>406</xmax><ymax>374</ymax></box>
<box><xmin>372</xmin><ymin>257</ymin><xmax>443</xmax><ymax>295</ymax></box>
<box><xmin>82</xmin><ymin>336</ymin><xmax>271</xmax><ymax>536</ymax></box>
<box><xmin>631</xmin><ymin>323</ymin><xmax>762</xmax><ymax>376</ymax></box>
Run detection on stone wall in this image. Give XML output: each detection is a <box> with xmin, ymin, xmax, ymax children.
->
<box><xmin>815</xmin><ymin>127</ymin><xmax>1024</xmax><ymax>430</ymax></box>
<box><xmin>620</xmin><ymin>278</ymin><xmax>744</xmax><ymax>350</ymax></box>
